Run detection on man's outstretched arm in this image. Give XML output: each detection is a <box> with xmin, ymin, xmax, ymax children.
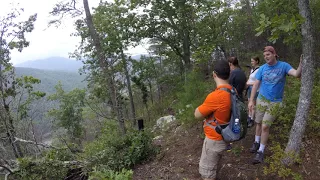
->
<box><xmin>288</xmin><ymin>55</ymin><xmax>303</xmax><ymax>78</ymax></box>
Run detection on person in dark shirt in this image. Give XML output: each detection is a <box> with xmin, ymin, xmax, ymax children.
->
<box><xmin>228</xmin><ymin>56</ymin><xmax>247</xmax><ymax>101</ymax></box>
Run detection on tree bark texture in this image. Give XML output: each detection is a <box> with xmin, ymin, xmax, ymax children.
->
<box><xmin>284</xmin><ymin>0</ymin><xmax>315</xmax><ymax>163</ymax></box>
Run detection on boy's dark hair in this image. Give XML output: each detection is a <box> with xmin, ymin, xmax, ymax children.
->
<box><xmin>228</xmin><ymin>56</ymin><xmax>239</xmax><ymax>67</ymax></box>
<box><xmin>213</xmin><ymin>60</ymin><xmax>230</xmax><ymax>80</ymax></box>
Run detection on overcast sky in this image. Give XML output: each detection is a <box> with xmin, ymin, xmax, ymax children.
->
<box><xmin>1</xmin><ymin>0</ymin><xmax>148</xmax><ymax>65</ymax></box>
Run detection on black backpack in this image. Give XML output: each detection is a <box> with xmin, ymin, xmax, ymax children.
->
<box><xmin>204</xmin><ymin>87</ymin><xmax>248</xmax><ymax>142</ymax></box>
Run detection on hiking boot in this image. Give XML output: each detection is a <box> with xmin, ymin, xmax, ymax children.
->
<box><xmin>252</xmin><ymin>151</ymin><xmax>264</xmax><ymax>164</ymax></box>
<box><xmin>226</xmin><ymin>143</ymin><xmax>232</xmax><ymax>150</ymax></box>
<box><xmin>249</xmin><ymin>142</ymin><xmax>260</xmax><ymax>153</ymax></box>
<box><xmin>247</xmin><ymin>117</ymin><xmax>254</xmax><ymax>128</ymax></box>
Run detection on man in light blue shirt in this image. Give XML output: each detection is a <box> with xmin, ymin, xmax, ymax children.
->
<box><xmin>248</xmin><ymin>46</ymin><xmax>302</xmax><ymax>164</ymax></box>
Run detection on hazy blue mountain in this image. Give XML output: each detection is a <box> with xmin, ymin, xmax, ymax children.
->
<box><xmin>15</xmin><ymin>67</ymin><xmax>87</xmax><ymax>94</ymax></box>
<box><xmin>15</xmin><ymin>57</ymin><xmax>84</xmax><ymax>72</ymax></box>
<box><xmin>131</xmin><ymin>54</ymin><xmax>151</xmax><ymax>60</ymax></box>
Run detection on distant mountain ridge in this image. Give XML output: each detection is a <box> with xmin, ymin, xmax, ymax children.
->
<box><xmin>14</xmin><ymin>55</ymin><xmax>146</xmax><ymax>73</ymax></box>
<box><xmin>15</xmin><ymin>57</ymin><xmax>84</xmax><ymax>72</ymax></box>
<box><xmin>15</xmin><ymin>67</ymin><xmax>87</xmax><ymax>94</ymax></box>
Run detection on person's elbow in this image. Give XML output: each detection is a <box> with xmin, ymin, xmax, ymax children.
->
<box><xmin>194</xmin><ymin>108</ymin><xmax>204</xmax><ymax>120</ymax></box>
<box><xmin>296</xmin><ymin>71</ymin><xmax>302</xmax><ymax>78</ymax></box>
<box><xmin>289</xmin><ymin>69</ymin><xmax>301</xmax><ymax>78</ymax></box>
<box><xmin>253</xmin><ymin>80</ymin><xmax>260</xmax><ymax>88</ymax></box>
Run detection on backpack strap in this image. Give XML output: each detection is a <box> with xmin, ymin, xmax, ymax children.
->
<box><xmin>203</xmin><ymin>87</ymin><xmax>233</xmax><ymax>133</ymax></box>
<box><xmin>219</xmin><ymin>87</ymin><xmax>232</xmax><ymax>94</ymax></box>
<box><xmin>203</xmin><ymin>119</ymin><xmax>229</xmax><ymax>133</ymax></box>
<box><xmin>251</xmin><ymin>66</ymin><xmax>260</xmax><ymax>74</ymax></box>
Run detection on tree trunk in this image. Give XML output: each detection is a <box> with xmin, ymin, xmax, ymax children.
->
<box><xmin>117</xmin><ymin>98</ymin><xmax>126</xmax><ymax>135</ymax></box>
<box><xmin>182</xmin><ymin>33</ymin><xmax>191</xmax><ymax>71</ymax></box>
<box><xmin>145</xmin><ymin>103</ymin><xmax>151</xmax><ymax>122</ymax></box>
<box><xmin>0</xmin><ymin>64</ymin><xmax>23</xmax><ymax>158</ymax></box>
<box><xmin>1</xmin><ymin>98</ymin><xmax>23</xmax><ymax>158</ymax></box>
<box><xmin>123</xmin><ymin>55</ymin><xmax>136</xmax><ymax>127</ymax></box>
<box><xmin>83</xmin><ymin>0</ymin><xmax>125</xmax><ymax>134</ymax></box>
<box><xmin>283</xmin><ymin>0</ymin><xmax>315</xmax><ymax>165</ymax></box>
<box><xmin>148</xmin><ymin>80</ymin><xmax>153</xmax><ymax>104</ymax></box>
<box><xmin>157</xmin><ymin>83</ymin><xmax>161</xmax><ymax>103</ymax></box>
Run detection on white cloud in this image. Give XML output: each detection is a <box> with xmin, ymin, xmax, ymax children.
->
<box><xmin>1</xmin><ymin>0</ymin><xmax>148</xmax><ymax>65</ymax></box>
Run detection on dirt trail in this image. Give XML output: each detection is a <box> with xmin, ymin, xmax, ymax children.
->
<box><xmin>133</xmin><ymin>122</ymin><xmax>320</xmax><ymax>180</ymax></box>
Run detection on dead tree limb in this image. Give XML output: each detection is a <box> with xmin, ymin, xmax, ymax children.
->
<box><xmin>13</xmin><ymin>137</ymin><xmax>59</xmax><ymax>149</ymax></box>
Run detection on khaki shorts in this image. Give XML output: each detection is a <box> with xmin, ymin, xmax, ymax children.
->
<box><xmin>199</xmin><ymin>137</ymin><xmax>226</xmax><ymax>179</ymax></box>
<box><xmin>255</xmin><ymin>98</ymin><xmax>282</xmax><ymax>126</ymax></box>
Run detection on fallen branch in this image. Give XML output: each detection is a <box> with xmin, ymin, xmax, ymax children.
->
<box><xmin>1</xmin><ymin>158</ymin><xmax>88</xmax><ymax>180</ymax></box>
<box><xmin>0</xmin><ymin>159</ymin><xmax>17</xmax><ymax>180</ymax></box>
<box><xmin>0</xmin><ymin>164</ymin><xmax>12</xmax><ymax>173</ymax></box>
<box><xmin>13</xmin><ymin>137</ymin><xmax>59</xmax><ymax>149</ymax></box>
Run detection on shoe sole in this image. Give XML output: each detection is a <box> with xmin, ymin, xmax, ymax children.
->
<box><xmin>252</xmin><ymin>160</ymin><xmax>262</xmax><ymax>164</ymax></box>
<box><xmin>249</xmin><ymin>150</ymin><xmax>257</xmax><ymax>153</ymax></box>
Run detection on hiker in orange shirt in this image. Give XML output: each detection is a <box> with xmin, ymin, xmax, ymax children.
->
<box><xmin>194</xmin><ymin>60</ymin><xmax>232</xmax><ymax>180</ymax></box>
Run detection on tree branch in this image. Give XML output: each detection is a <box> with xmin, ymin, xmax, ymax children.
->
<box><xmin>156</xmin><ymin>36</ymin><xmax>183</xmax><ymax>58</ymax></box>
<box><xmin>13</xmin><ymin>137</ymin><xmax>59</xmax><ymax>149</ymax></box>
<box><xmin>0</xmin><ymin>164</ymin><xmax>12</xmax><ymax>173</ymax></box>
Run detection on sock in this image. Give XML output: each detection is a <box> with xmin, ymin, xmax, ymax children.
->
<box><xmin>255</xmin><ymin>136</ymin><xmax>261</xmax><ymax>143</ymax></box>
<box><xmin>259</xmin><ymin>143</ymin><xmax>265</xmax><ymax>153</ymax></box>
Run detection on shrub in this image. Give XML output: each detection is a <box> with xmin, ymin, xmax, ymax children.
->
<box><xmin>83</xmin><ymin>121</ymin><xmax>156</xmax><ymax>171</ymax></box>
<box><xmin>89</xmin><ymin>167</ymin><xmax>133</xmax><ymax>180</ymax></box>
<box><xmin>263</xmin><ymin>143</ymin><xmax>302</xmax><ymax>180</ymax></box>
<box><xmin>174</xmin><ymin>70</ymin><xmax>212</xmax><ymax>126</ymax></box>
<box><xmin>10</xmin><ymin>157</ymin><xmax>69</xmax><ymax>180</ymax></box>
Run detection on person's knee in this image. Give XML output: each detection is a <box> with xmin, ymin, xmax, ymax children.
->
<box><xmin>262</xmin><ymin>124</ymin><xmax>270</xmax><ymax>132</ymax></box>
<box><xmin>255</xmin><ymin>123</ymin><xmax>262</xmax><ymax>128</ymax></box>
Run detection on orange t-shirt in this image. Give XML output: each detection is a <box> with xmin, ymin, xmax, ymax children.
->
<box><xmin>198</xmin><ymin>84</ymin><xmax>232</xmax><ymax>141</ymax></box>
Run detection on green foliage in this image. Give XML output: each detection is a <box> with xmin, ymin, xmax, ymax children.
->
<box><xmin>14</xmin><ymin>76</ymin><xmax>46</xmax><ymax>120</ymax></box>
<box><xmin>48</xmin><ymin>82</ymin><xmax>86</xmax><ymax>142</ymax></box>
<box><xmin>230</xmin><ymin>145</ymin><xmax>244</xmax><ymax>157</ymax></box>
<box><xmin>10</xmin><ymin>157</ymin><xmax>68</xmax><ymax>180</ymax></box>
<box><xmin>131</xmin><ymin>56</ymin><xmax>158</xmax><ymax>105</ymax></box>
<box><xmin>132</xmin><ymin>75</ymin><xmax>148</xmax><ymax>105</ymax></box>
<box><xmin>89</xmin><ymin>168</ymin><xmax>133</xmax><ymax>180</ymax></box>
<box><xmin>263</xmin><ymin>143</ymin><xmax>302</xmax><ymax>180</ymax></box>
<box><xmin>307</xmin><ymin>69</ymin><xmax>320</xmax><ymax>136</ymax></box>
<box><xmin>255</xmin><ymin>0</ymin><xmax>304</xmax><ymax>44</ymax></box>
<box><xmin>174</xmin><ymin>70</ymin><xmax>212</xmax><ymax>125</ymax></box>
<box><xmin>10</xmin><ymin>122</ymin><xmax>154</xmax><ymax>179</ymax></box>
<box><xmin>44</xmin><ymin>148</ymin><xmax>75</xmax><ymax>162</ymax></box>
<box><xmin>275</xmin><ymin>76</ymin><xmax>300</xmax><ymax>138</ymax></box>
<box><xmin>0</xmin><ymin>8</ymin><xmax>37</xmax><ymax>63</ymax></box>
<box><xmin>83</xmin><ymin>121</ymin><xmax>156</xmax><ymax>171</ymax></box>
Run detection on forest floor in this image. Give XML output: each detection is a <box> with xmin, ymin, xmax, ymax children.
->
<box><xmin>133</xmin><ymin>121</ymin><xmax>320</xmax><ymax>180</ymax></box>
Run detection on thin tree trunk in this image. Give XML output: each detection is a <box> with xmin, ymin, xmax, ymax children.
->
<box><xmin>117</xmin><ymin>99</ymin><xmax>126</xmax><ymax>135</ymax></box>
<box><xmin>145</xmin><ymin>103</ymin><xmax>151</xmax><ymax>122</ymax></box>
<box><xmin>0</xmin><ymin>65</ymin><xmax>23</xmax><ymax>158</ymax></box>
<box><xmin>148</xmin><ymin>80</ymin><xmax>153</xmax><ymax>104</ymax></box>
<box><xmin>83</xmin><ymin>0</ymin><xmax>125</xmax><ymax>134</ymax></box>
<box><xmin>83</xmin><ymin>0</ymin><xmax>115</xmax><ymax>109</ymax></box>
<box><xmin>283</xmin><ymin>0</ymin><xmax>315</xmax><ymax>165</ymax></box>
<box><xmin>123</xmin><ymin>55</ymin><xmax>136</xmax><ymax>127</ymax></box>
